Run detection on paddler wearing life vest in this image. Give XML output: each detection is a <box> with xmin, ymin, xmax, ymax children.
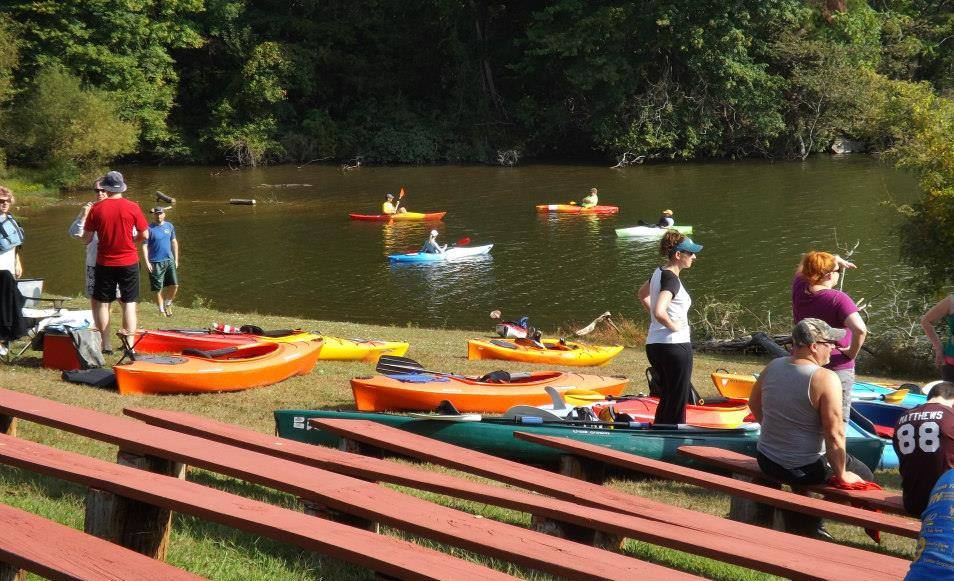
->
<box><xmin>382</xmin><ymin>192</ymin><xmax>407</xmax><ymax>215</ymax></box>
<box><xmin>420</xmin><ymin>229</ymin><xmax>447</xmax><ymax>254</ymax></box>
<box><xmin>657</xmin><ymin>209</ymin><xmax>675</xmax><ymax>228</ymax></box>
<box><xmin>579</xmin><ymin>187</ymin><xmax>599</xmax><ymax>209</ymax></box>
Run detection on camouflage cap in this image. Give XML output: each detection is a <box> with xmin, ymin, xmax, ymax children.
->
<box><xmin>792</xmin><ymin>318</ymin><xmax>847</xmax><ymax>346</ymax></box>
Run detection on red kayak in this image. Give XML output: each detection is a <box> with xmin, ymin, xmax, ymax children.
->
<box><xmin>594</xmin><ymin>396</ymin><xmax>753</xmax><ymax>428</ymax></box>
<box><xmin>131</xmin><ymin>329</ymin><xmax>317</xmax><ymax>354</ymax></box>
<box><xmin>349</xmin><ymin>212</ymin><xmax>447</xmax><ymax>221</ymax></box>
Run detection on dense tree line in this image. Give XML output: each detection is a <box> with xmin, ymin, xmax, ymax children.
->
<box><xmin>0</xmin><ymin>0</ymin><xmax>952</xmax><ymax>174</ymax></box>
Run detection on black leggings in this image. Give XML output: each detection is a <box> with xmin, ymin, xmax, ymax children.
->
<box><xmin>645</xmin><ymin>342</ymin><xmax>693</xmax><ymax>425</ymax></box>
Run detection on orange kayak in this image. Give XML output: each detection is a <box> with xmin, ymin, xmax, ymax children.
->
<box><xmin>115</xmin><ymin>340</ymin><xmax>323</xmax><ymax>395</ymax></box>
<box><xmin>351</xmin><ymin>371</ymin><xmax>628</xmax><ymax>413</ymax></box>
<box><xmin>595</xmin><ymin>397</ymin><xmax>753</xmax><ymax>429</ymax></box>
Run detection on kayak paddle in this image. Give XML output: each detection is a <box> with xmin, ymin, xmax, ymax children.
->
<box><xmin>376</xmin><ymin>355</ymin><xmax>466</xmax><ymax>379</ymax></box>
<box><xmin>395</xmin><ymin>187</ymin><xmax>405</xmax><ymax>212</ymax></box>
<box><xmin>452</xmin><ymin>236</ymin><xmax>471</xmax><ymax>247</ymax></box>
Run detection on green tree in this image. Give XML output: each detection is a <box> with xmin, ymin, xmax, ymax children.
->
<box><xmin>1</xmin><ymin>67</ymin><xmax>139</xmax><ymax>186</ymax></box>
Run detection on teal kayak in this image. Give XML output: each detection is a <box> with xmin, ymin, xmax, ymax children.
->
<box><xmin>853</xmin><ymin>381</ymin><xmax>927</xmax><ymax>408</ymax></box>
<box><xmin>274</xmin><ymin>409</ymin><xmax>885</xmax><ymax>472</ymax></box>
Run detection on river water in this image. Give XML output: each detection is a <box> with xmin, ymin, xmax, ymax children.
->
<box><xmin>21</xmin><ymin>156</ymin><xmax>917</xmax><ymax>330</ymax></box>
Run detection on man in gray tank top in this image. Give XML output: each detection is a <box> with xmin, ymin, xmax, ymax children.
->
<box><xmin>749</xmin><ymin>318</ymin><xmax>873</xmax><ymax>538</ymax></box>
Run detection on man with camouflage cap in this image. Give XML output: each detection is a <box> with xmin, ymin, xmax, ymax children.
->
<box><xmin>749</xmin><ymin>318</ymin><xmax>873</xmax><ymax>538</ymax></box>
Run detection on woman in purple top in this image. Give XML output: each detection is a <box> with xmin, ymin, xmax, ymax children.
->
<box><xmin>792</xmin><ymin>251</ymin><xmax>868</xmax><ymax>420</ymax></box>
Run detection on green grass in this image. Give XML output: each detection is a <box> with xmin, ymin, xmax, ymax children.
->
<box><xmin>0</xmin><ymin>166</ymin><xmax>62</xmax><ymax>207</ymax></box>
<box><xmin>0</xmin><ymin>301</ymin><xmax>918</xmax><ymax>579</ymax></box>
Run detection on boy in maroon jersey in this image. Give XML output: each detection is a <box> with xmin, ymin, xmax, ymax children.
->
<box><xmin>893</xmin><ymin>381</ymin><xmax>954</xmax><ymax>516</ymax></box>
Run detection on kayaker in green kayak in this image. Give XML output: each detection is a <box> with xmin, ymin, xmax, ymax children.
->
<box><xmin>420</xmin><ymin>229</ymin><xmax>447</xmax><ymax>254</ymax></box>
<box><xmin>578</xmin><ymin>187</ymin><xmax>599</xmax><ymax>209</ymax></box>
<box><xmin>657</xmin><ymin>209</ymin><xmax>675</xmax><ymax>228</ymax></box>
<box><xmin>382</xmin><ymin>191</ymin><xmax>408</xmax><ymax>215</ymax></box>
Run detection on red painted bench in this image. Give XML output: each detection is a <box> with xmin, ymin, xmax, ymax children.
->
<box><xmin>677</xmin><ymin>446</ymin><xmax>907</xmax><ymax>515</ymax></box>
<box><xmin>0</xmin><ymin>501</ymin><xmax>204</xmax><ymax>581</ymax></box>
<box><xmin>307</xmin><ymin>417</ymin><xmax>911</xmax><ymax>581</ymax></box>
<box><xmin>0</xmin><ymin>432</ymin><xmax>515</xmax><ymax>581</ymax></box>
<box><xmin>512</xmin><ymin>431</ymin><xmax>918</xmax><ymax>538</ymax></box>
<box><xmin>0</xmin><ymin>388</ymin><xmax>687</xmax><ymax>581</ymax></box>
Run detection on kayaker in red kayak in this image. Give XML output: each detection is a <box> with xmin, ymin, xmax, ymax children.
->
<box><xmin>420</xmin><ymin>229</ymin><xmax>447</xmax><ymax>254</ymax></box>
<box><xmin>578</xmin><ymin>187</ymin><xmax>599</xmax><ymax>209</ymax></box>
<box><xmin>382</xmin><ymin>192</ymin><xmax>408</xmax><ymax>215</ymax></box>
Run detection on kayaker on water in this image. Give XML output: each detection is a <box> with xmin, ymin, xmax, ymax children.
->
<box><xmin>792</xmin><ymin>251</ymin><xmax>868</xmax><ymax>423</ymax></box>
<box><xmin>382</xmin><ymin>192</ymin><xmax>407</xmax><ymax>215</ymax></box>
<box><xmin>421</xmin><ymin>229</ymin><xmax>447</xmax><ymax>254</ymax></box>
<box><xmin>749</xmin><ymin>318</ymin><xmax>872</xmax><ymax>539</ymax></box>
<box><xmin>637</xmin><ymin>230</ymin><xmax>702</xmax><ymax>426</ymax></box>
<box><xmin>579</xmin><ymin>187</ymin><xmax>599</xmax><ymax>209</ymax></box>
<box><xmin>657</xmin><ymin>209</ymin><xmax>675</xmax><ymax>228</ymax></box>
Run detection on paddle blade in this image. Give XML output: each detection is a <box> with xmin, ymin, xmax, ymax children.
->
<box><xmin>398</xmin><ymin>187</ymin><xmax>405</xmax><ymax>199</ymax></box>
<box><xmin>456</xmin><ymin>236</ymin><xmax>471</xmax><ymax>246</ymax></box>
<box><xmin>376</xmin><ymin>354</ymin><xmax>426</xmax><ymax>375</ymax></box>
<box><xmin>883</xmin><ymin>389</ymin><xmax>908</xmax><ymax>404</ymax></box>
<box><xmin>563</xmin><ymin>388</ymin><xmax>607</xmax><ymax>406</ymax></box>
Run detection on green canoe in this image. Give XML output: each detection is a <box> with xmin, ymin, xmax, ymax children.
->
<box><xmin>273</xmin><ymin>409</ymin><xmax>885</xmax><ymax>472</ymax></box>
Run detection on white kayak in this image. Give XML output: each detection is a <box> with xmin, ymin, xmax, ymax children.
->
<box><xmin>389</xmin><ymin>244</ymin><xmax>494</xmax><ymax>263</ymax></box>
<box><xmin>616</xmin><ymin>225</ymin><xmax>693</xmax><ymax>238</ymax></box>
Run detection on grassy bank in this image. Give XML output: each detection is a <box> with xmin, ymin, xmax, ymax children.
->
<box><xmin>0</xmin><ymin>166</ymin><xmax>63</xmax><ymax>207</ymax></box>
<box><xmin>0</xmin><ymin>301</ymin><xmax>918</xmax><ymax>580</ymax></box>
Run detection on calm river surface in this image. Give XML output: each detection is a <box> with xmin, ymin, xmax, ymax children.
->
<box><xmin>22</xmin><ymin>157</ymin><xmax>917</xmax><ymax>330</ymax></box>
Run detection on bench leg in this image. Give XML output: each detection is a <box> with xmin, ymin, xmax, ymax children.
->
<box><xmin>727</xmin><ymin>475</ymin><xmax>780</xmax><ymax>529</ymax></box>
<box><xmin>301</xmin><ymin>499</ymin><xmax>380</xmax><ymax>533</ymax></box>
<box><xmin>84</xmin><ymin>451</ymin><xmax>186</xmax><ymax>559</ymax></box>
<box><xmin>558</xmin><ymin>454</ymin><xmax>606</xmax><ymax>485</ymax></box>
<box><xmin>0</xmin><ymin>414</ymin><xmax>14</xmax><ymax>437</ymax></box>
<box><xmin>530</xmin><ymin>515</ymin><xmax>624</xmax><ymax>551</ymax></box>
<box><xmin>0</xmin><ymin>563</ymin><xmax>25</xmax><ymax>581</ymax></box>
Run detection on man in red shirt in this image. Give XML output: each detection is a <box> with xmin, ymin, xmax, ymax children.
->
<box><xmin>893</xmin><ymin>380</ymin><xmax>954</xmax><ymax>516</ymax></box>
<box><xmin>82</xmin><ymin>171</ymin><xmax>148</xmax><ymax>351</ymax></box>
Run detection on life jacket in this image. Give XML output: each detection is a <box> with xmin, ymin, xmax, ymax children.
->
<box><xmin>0</xmin><ymin>214</ymin><xmax>24</xmax><ymax>253</ymax></box>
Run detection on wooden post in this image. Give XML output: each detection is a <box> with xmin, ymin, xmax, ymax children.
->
<box><xmin>558</xmin><ymin>454</ymin><xmax>606</xmax><ymax>485</ymax></box>
<box><xmin>727</xmin><ymin>474</ymin><xmax>780</xmax><ymax>529</ymax></box>
<box><xmin>0</xmin><ymin>563</ymin><xmax>25</xmax><ymax>581</ymax></box>
<box><xmin>0</xmin><ymin>414</ymin><xmax>15</xmax><ymax>437</ymax></box>
<box><xmin>84</xmin><ymin>450</ymin><xmax>186</xmax><ymax>559</ymax></box>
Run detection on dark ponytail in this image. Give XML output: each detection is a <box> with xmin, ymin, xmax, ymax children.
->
<box><xmin>659</xmin><ymin>230</ymin><xmax>685</xmax><ymax>258</ymax></box>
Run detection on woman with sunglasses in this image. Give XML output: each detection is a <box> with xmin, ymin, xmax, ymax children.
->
<box><xmin>793</xmin><ymin>251</ymin><xmax>868</xmax><ymax>422</ymax></box>
<box><xmin>637</xmin><ymin>230</ymin><xmax>703</xmax><ymax>425</ymax></box>
<box><xmin>0</xmin><ymin>186</ymin><xmax>24</xmax><ymax>278</ymax></box>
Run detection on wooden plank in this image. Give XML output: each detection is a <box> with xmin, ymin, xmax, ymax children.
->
<box><xmin>513</xmin><ymin>432</ymin><xmax>918</xmax><ymax>538</ymax></box>
<box><xmin>306</xmin><ymin>418</ymin><xmax>912</xmax><ymax>581</ymax></box>
<box><xmin>0</xmin><ymin>501</ymin><xmax>204</xmax><ymax>581</ymax></box>
<box><xmin>0</xmin><ymin>433</ymin><xmax>518</xmax><ymax>581</ymax></box>
<box><xmin>0</xmin><ymin>389</ymin><xmax>690</xmax><ymax>581</ymax></box>
<box><xmin>677</xmin><ymin>446</ymin><xmax>907</xmax><ymax>514</ymax></box>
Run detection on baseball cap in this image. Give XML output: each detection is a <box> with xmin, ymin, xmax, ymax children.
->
<box><xmin>792</xmin><ymin>318</ymin><xmax>847</xmax><ymax>346</ymax></box>
<box><xmin>151</xmin><ymin>206</ymin><xmax>166</xmax><ymax>214</ymax></box>
<box><xmin>430</xmin><ymin>229</ymin><xmax>439</xmax><ymax>237</ymax></box>
<box><xmin>674</xmin><ymin>238</ymin><xmax>702</xmax><ymax>254</ymax></box>
<box><xmin>386</xmin><ymin>192</ymin><xmax>395</xmax><ymax>199</ymax></box>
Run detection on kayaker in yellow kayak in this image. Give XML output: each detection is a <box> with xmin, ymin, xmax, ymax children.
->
<box><xmin>578</xmin><ymin>187</ymin><xmax>599</xmax><ymax>208</ymax></box>
<box><xmin>421</xmin><ymin>229</ymin><xmax>447</xmax><ymax>254</ymax></box>
<box><xmin>382</xmin><ymin>192</ymin><xmax>408</xmax><ymax>215</ymax></box>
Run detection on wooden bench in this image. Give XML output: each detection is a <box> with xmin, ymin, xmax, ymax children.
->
<box><xmin>125</xmin><ymin>406</ymin><xmax>902</xmax><ymax>580</ymax></box>
<box><xmin>0</xmin><ymin>501</ymin><xmax>204</xmax><ymax>581</ymax></box>
<box><xmin>306</xmin><ymin>417</ymin><xmax>912</xmax><ymax>581</ymax></box>
<box><xmin>677</xmin><ymin>446</ymin><xmax>908</xmax><ymax>515</ymax></box>
<box><xmin>0</xmin><ymin>389</ymin><xmax>690</xmax><ymax>581</ymax></box>
<box><xmin>511</xmin><ymin>431</ymin><xmax>919</xmax><ymax>538</ymax></box>
<box><xmin>0</xmin><ymin>432</ymin><xmax>516</xmax><ymax>581</ymax></box>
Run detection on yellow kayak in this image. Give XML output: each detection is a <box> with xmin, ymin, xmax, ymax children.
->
<box><xmin>467</xmin><ymin>338</ymin><xmax>623</xmax><ymax>367</ymax></box>
<box><xmin>317</xmin><ymin>336</ymin><xmax>410</xmax><ymax>362</ymax></box>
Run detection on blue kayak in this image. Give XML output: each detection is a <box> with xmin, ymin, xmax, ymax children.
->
<box><xmin>389</xmin><ymin>244</ymin><xmax>493</xmax><ymax>263</ymax></box>
<box><xmin>853</xmin><ymin>381</ymin><xmax>927</xmax><ymax>408</ymax></box>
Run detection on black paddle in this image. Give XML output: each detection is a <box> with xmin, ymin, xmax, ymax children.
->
<box><xmin>376</xmin><ymin>355</ymin><xmax>461</xmax><ymax>377</ymax></box>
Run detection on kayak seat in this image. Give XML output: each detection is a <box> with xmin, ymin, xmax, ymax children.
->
<box><xmin>182</xmin><ymin>346</ymin><xmax>238</xmax><ymax>359</ymax></box>
<box><xmin>477</xmin><ymin>370</ymin><xmax>512</xmax><ymax>383</ymax></box>
<box><xmin>257</xmin><ymin>328</ymin><xmax>297</xmax><ymax>338</ymax></box>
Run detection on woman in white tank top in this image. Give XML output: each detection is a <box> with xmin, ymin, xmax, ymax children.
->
<box><xmin>637</xmin><ymin>231</ymin><xmax>703</xmax><ymax>425</ymax></box>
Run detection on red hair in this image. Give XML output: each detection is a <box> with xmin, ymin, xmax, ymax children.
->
<box><xmin>800</xmin><ymin>251</ymin><xmax>836</xmax><ymax>285</ymax></box>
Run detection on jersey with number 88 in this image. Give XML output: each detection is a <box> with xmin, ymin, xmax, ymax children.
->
<box><xmin>893</xmin><ymin>403</ymin><xmax>954</xmax><ymax>516</ymax></box>
<box><xmin>897</xmin><ymin>421</ymin><xmax>941</xmax><ymax>454</ymax></box>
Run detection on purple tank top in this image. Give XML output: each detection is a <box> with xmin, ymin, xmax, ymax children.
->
<box><xmin>792</xmin><ymin>275</ymin><xmax>858</xmax><ymax>371</ymax></box>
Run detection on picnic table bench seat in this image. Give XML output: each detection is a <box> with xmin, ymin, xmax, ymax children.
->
<box><xmin>677</xmin><ymin>446</ymin><xmax>907</xmax><ymax>515</ymax></box>
<box><xmin>0</xmin><ymin>501</ymin><xmax>204</xmax><ymax>581</ymax></box>
<box><xmin>511</xmin><ymin>431</ymin><xmax>918</xmax><ymax>538</ymax></box>
<box><xmin>0</xmin><ymin>432</ymin><xmax>517</xmax><ymax>581</ymax></box>
<box><xmin>0</xmin><ymin>388</ymin><xmax>690</xmax><ymax>581</ymax></box>
<box><xmin>306</xmin><ymin>417</ymin><xmax>911</xmax><ymax>581</ymax></box>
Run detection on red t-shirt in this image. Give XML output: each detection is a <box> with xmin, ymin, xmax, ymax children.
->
<box><xmin>893</xmin><ymin>402</ymin><xmax>954</xmax><ymax>515</ymax></box>
<box><xmin>85</xmin><ymin>197</ymin><xmax>148</xmax><ymax>267</ymax></box>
